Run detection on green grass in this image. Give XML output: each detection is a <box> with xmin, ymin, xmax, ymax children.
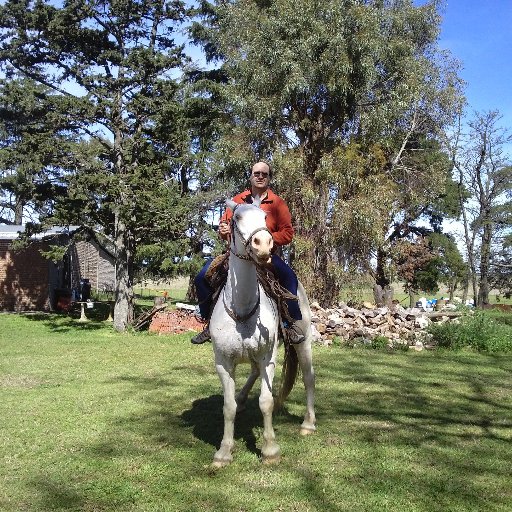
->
<box><xmin>1</xmin><ymin>313</ymin><xmax>511</xmax><ymax>511</ymax></box>
<box><xmin>428</xmin><ymin>310</ymin><xmax>512</xmax><ymax>352</ymax></box>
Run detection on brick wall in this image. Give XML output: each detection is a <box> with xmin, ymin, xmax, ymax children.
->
<box><xmin>0</xmin><ymin>240</ymin><xmax>51</xmax><ymax>311</ymax></box>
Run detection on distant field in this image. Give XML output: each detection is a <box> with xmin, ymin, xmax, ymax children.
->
<box><xmin>133</xmin><ymin>277</ymin><xmax>190</xmax><ymax>303</ymax></box>
<box><xmin>129</xmin><ymin>276</ymin><xmax>510</xmax><ymax>308</ymax></box>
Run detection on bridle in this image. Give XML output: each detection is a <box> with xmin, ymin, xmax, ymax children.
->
<box><xmin>229</xmin><ymin>203</ymin><xmax>272</xmax><ymax>263</ymax></box>
<box><xmin>223</xmin><ymin>203</ymin><xmax>272</xmax><ymax>322</ymax></box>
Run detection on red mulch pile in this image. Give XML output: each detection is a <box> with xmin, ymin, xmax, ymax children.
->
<box><xmin>149</xmin><ymin>309</ymin><xmax>205</xmax><ymax>334</ymax></box>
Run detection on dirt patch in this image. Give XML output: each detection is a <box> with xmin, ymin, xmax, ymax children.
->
<box><xmin>0</xmin><ymin>375</ymin><xmax>44</xmax><ymax>388</ymax></box>
<box><xmin>149</xmin><ymin>309</ymin><xmax>205</xmax><ymax>334</ymax></box>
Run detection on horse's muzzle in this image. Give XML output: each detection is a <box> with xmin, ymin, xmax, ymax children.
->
<box><xmin>251</xmin><ymin>233</ymin><xmax>273</xmax><ymax>264</ymax></box>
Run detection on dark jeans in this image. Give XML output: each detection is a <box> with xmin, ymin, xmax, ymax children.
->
<box><xmin>194</xmin><ymin>254</ymin><xmax>302</xmax><ymax>321</ymax></box>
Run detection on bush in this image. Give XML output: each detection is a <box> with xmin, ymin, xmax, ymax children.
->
<box><xmin>428</xmin><ymin>310</ymin><xmax>512</xmax><ymax>352</ymax></box>
<box><xmin>371</xmin><ymin>335</ymin><xmax>390</xmax><ymax>349</ymax></box>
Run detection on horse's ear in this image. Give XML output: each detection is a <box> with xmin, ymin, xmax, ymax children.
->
<box><xmin>226</xmin><ymin>199</ymin><xmax>237</xmax><ymax>211</ymax></box>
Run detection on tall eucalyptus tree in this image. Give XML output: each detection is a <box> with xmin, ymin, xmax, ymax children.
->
<box><xmin>191</xmin><ymin>0</ymin><xmax>463</xmax><ymax>303</ymax></box>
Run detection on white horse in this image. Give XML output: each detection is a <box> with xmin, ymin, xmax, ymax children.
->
<box><xmin>208</xmin><ymin>199</ymin><xmax>316</xmax><ymax>467</ymax></box>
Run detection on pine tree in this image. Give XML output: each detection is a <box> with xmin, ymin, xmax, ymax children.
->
<box><xmin>0</xmin><ymin>0</ymin><xmax>191</xmax><ymax>329</ymax></box>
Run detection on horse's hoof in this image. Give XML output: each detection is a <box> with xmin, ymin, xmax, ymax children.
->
<box><xmin>212</xmin><ymin>458</ymin><xmax>232</xmax><ymax>468</ymax></box>
<box><xmin>262</xmin><ymin>454</ymin><xmax>281</xmax><ymax>465</ymax></box>
<box><xmin>300</xmin><ymin>426</ymin><xmax>316</xmax><ymax>436</ymax></box>
<box><xmin>213</xmin><ymin>446</ymin><xmax>233</xmax><ymax>468</ymax></box>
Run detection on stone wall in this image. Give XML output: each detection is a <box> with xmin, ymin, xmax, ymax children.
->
<box><xmin>310</xmin><ymin>301</ymin><xmax>460</xmax><ymax>350</ymax></box>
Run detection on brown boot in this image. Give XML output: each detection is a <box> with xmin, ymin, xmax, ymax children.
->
<box><xmin>285</xmin><ymin>322</ymin><xmax>305</xmax><ymax>344</ymax></box>
<box><xmin>191</xmin><ymin>326</ymin><xmax>211</xmax><ymax>344</ymax></box>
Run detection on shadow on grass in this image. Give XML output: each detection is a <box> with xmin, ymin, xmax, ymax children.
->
<box><xmin>315</xmin><ymin>352</ymin><xmax>512</xmax><ymax>447</ymax></box>
<box><xmin>96</xmin><ymin>373</ymin><xmax>263</xmax><ymax>458</ymax></box>
<box><xmin>31</xmin><ymin>478</ymin><xmax>86</xmax><ymax>512</ymax></box>
<box><xmin>21</xmin><ymin>312</ymin><xmax>110</xmax><ymax>332</ymax></box>
<box><xmin>181</xmin><ymin>394</ymin><xmax>261</xmax><ymax>457</ymax></box>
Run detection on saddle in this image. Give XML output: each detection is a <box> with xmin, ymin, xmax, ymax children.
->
<box><xmin>204</xmin><ymin>251</ymin><xmax>297</xmax><ymax>338</ymax></box>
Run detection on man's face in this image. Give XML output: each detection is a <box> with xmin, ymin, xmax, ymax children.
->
<box><xmin>249</xmin><ymin>163</ymin><xmax>270</xmax><ymax>190</ymax></box>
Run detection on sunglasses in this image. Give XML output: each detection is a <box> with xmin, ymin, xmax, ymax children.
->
<box><xmin>252</xmin><ymin>172</ymin><xmax>269</xmax><ymax>178</ymax></box>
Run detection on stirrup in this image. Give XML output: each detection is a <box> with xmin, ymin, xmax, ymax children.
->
<box><xmin>191</xmin><ymin>327</ymin><xmax>211</xmax><ymax>344</ymax></box>
<box><xmin>285</xmin><ymin>323</ymin><xmax>305</xmax><ymax>344</ymax></box>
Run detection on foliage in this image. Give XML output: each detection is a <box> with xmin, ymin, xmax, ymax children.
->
<box><xmin>447</xmin><ymin>110</ymin><xmax>512</xmax><ymax>306</ymax></box>
<box><xmin>490</xmin><ymin>240</ymin><xmax>512</xmax><ymax>297</ymax></box>
<box><xmin>190</xmin><ymin>0</ymin><xmax>464</xmax><ymax>304</ymax></box>
<box><xmin>0</xmin><ymin>77</ymin><xmax>77</xmax><ymax>224</ymax></box>
<box><xmin>0</xmin><ymin>0</ymin><xmax>195</xmax><ymax>329</ymax></box>
<box><xmin>393</xmin><ymin>236</ymin><xmax>438</xmax><ymax>296</ymax></box>
<box><xmin>428</xmin><ymin>232</ymin><xmax>468</xmax><ymax>299</ymax></box>
<box><xmin>428</xmin><ymin>310</ymin><xmax>512</xmax><ymax>352</ymax></box>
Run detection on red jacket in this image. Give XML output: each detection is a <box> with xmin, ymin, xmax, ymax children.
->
<box><xmin>220</xmin><ymin>189</ymin><xmax>294</xmax><ymax>247</ymax></box>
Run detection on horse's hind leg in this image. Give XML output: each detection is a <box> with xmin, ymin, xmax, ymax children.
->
<box><xmin>213</xmin><ymin>362</ymin><xmax>237</xmax><ymax>468</ymax></box>
<box><xmin>259</xmin><ymin>358</ymin><xmax>281</xmax><ymax>464</ymax></box>
<box><xmin>295</xmin><ymin>342</ymin><xmax>316</xmax><ymax>435</ymax></box>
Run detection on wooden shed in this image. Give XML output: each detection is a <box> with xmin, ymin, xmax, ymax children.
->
<box><xmin>0</xmin><ymin>225</ymin><xmax>115</xmax><ymax>312</ymax></box>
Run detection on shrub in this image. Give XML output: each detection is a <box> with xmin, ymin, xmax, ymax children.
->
<box><xmin>428</xmin><ymin>310</ymin><xmax>512</xmax><ymax>352</ymax></box>
<box><xmin>371</xmin><ymin>335</ymin><xmax>390</xmax><ymax>349</ymax></box>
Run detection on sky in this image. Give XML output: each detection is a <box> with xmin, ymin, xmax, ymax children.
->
<box><xmin>434</xmin><ymin>1</ymin><xmax>512</xmax><ymax>246</ymax></box>
<box><xmin>437</xmin><ymin>0</ymin><xmax>512</xmax><ymax>131</ymax></box>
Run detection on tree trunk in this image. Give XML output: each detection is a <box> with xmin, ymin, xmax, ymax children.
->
<box><xmin>461</xmin><ymin>275</ymin><xmax>468</xmax><ymax>303</ymax></box>
<box><xmin>113</xmin><ymin>213</ymin><xmax>135</xmax><ymax>331</ymax></box>
<box><xmin>408</xmin><ymin>289</ymin><xmax>415</xmax><ymax>308</ymax></box>
<box><xmin>477</xmin><ymin>220</ymin><xmax>492</xmax><ymax>306</ymax></box>
<box><xmin>292</xmin><ymin>176</ymin><xmax>336</xmax><ymax>305</ymax></box>
<box><xmin>185</xmin><ymin>275</ymin><xmax>197</xmax><ymax>303</ymax></box>
<box><xmin>14</xmin><ymin>199</ymin><xmax>24</xmax><ymax>224</ymax></box>
<box><xmin>373</xmin><ymin>246</ymin><xmax>394</xmax><ymax>306</ymax></box>
<box><xmin>448</xmin><ymin>281</ymin><xmax>455</xmax><ymax>301</ymax></box>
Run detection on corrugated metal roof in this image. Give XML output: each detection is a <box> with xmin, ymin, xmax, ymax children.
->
<box><xmin>0</xmin><ymin>225</ymin><xmax>80</xmax><ymax>240</ymax></box>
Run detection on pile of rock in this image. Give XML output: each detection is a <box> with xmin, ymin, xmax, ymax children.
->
<box><xmin>310</xmin><ymin>301</ymin><xmax>461</xmax><ymax>350</ymax></box>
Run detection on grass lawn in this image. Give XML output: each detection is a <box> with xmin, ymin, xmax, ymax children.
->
<box><xmin>0</xmin><ymin>313</ymin><xmax>511</xmax><ymax>512</ymax></box>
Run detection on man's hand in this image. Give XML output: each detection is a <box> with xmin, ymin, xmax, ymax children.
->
<box><xmin>218</xmin><ymin>221</ymin><xmax>231</xmax><ymax>237</ymax></box>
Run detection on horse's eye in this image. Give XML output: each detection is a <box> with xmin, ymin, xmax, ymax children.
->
<box><xmin>235</xmin><ymin>214</ymin><xmax>241</xmax><ymax>222</ymax></box>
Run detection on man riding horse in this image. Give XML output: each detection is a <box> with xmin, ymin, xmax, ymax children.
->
<box><xmin>192</xmin><ymin>161</ymin><xmax>306</xmax><ymax>345</ymax></box>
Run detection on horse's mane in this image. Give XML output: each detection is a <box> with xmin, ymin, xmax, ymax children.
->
<box><xmin>251</xmin><ymin>194</ymin><xmax>262</xmax><ymax>207</ymax></box>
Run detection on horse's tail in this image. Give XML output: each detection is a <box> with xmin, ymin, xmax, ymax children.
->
<box><xmin>275</xmin><ymin>343</ymin><xmax>299</xmax><ymax>410</ymax></box>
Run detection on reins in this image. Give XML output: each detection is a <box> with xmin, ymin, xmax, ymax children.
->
<box><xmin>223</xmin><ymin>203</ymin><xmax>271</xmax><ymax>322</ymax></box>
<box><xmin>222</xmin><ymin>289</ymin><xmax>260</xmax><ymax>322</ymax></box>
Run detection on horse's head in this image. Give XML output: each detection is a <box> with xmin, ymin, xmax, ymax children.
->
<box><xmin>227</xmin><ymin>199</ymin><xmax>273</xmax><ymax>264</ymax></box>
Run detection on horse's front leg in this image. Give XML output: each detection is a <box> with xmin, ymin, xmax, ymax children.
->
<box><xmin>259</xmin><ymin>357</ymin><xmax>280</xmax><ymax>464</ymax></box>
<box><xmin>213</xmin><ymin>362</ymin><xmax>237</xmax><ymax>468</ymax></box>
<box><xmin>236</xmin><ymin>362</ymin><xmax>259</xmax><ymax>413</ymax></box>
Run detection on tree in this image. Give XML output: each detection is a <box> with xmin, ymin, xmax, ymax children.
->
<box><xmin>489</xmin><ymin>233</ymin><xmax>512</xmax><ymax>299</ymax></box>
<box><xmin>447</xmin><ymin>110</ymin><xmax>512</xmax><ymax>306</ymax></box>
<box><xmin>190</xmin><ymin>0</ymin><xmax>463</xmax><ymax>304</ymax></box>
<box><xmin>0</xmin><ymin>0</ymin><xmax>191</xmax><ymax>329</ymax></box>
<box><xmin>330</xmin><ymin>136</ymin><xmax>460</xmax><ymax>305</ymax></box>
<box><xmin>428</xmin><ymin>232</ymin><xmax>467</xmax><ymax>301</ymax></box>
<box><xmin>0</xmin><ymin>77</ymin><xmax>75</xmax><ymax>224</ymax></box>
<box><xmin>393</xmin><ymin>236</ymin><xmax>438</xmax><ymax>307</ymax></box>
